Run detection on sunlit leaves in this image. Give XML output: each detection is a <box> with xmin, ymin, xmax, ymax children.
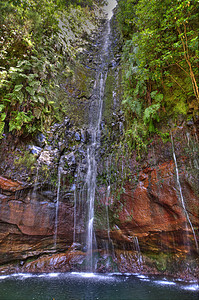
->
<box><xmin>117</xmin><ymin>0</ymin><xmax>198</xmax><ymax>155</ymax></box>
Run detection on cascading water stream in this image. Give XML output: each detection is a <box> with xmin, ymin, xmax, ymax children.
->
<box><xmin>54</xmin><ymin>165</ymin><xmax>62</xmax><ymax>249</ymax></box>
<box><xmin>106</xmin><ymin>185</ymin><xmax>111</xmax><ymax>245</ymax></box>
<box><xmin>86</xmin><ymin>69</ymin><xmax>109</xmax><ymax>270</ymax></box>
<box><xmin>71</xmin><ymin>20</ymin><xmax>113</xmax><ymax>272</ymax></box>
<box><xmin>133</xmin><ymin>236</ymin><xmax>143</xmax><ymax>267</ymax></box>
<box><xmin>105</xmin><ymin>156</ymin><xmax>115</xmax><ymax>258</ymax></box>
<box><xmin>86</xmin><ymin>134</ymin><xmax>98</xmax><ymax>271</ymax></box>
<box><xmin>171</xmin><ymin>132</ymin><xmax>199</xmax><ymax>253</ymax></box>
<box><xmin>72</xmin><ymin>1</ymin><xmax>117</xmax><ymax>272</ymax></box>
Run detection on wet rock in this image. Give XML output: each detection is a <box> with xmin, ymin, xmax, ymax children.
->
<box><xmin>70</xmin><ymin>184</ymin><xmax>76</xmax><ymax>192</ymax></box>
<box><xmin>38</xmin><ymin>150</ymin><xmax>53</xmax><ymax>166</ymax></box>
<box><xmin>28</xmin><ymin>145</ymin><xmax>42</xmax><ymax>156</ymax></box>
<box><xmin>35</xmin><ymin>133</ymin><xmax>46</xmax><ymax>148</ymax></box>
<box><xmin>75</xmin><ymin>132</ymin><xmax>81</xmax><ymax>141</ymax></box>
<box><xmin>65</xmin><ymin>152</ymin><xmax>76</xmax><ymax>166</ymax></box>
<box><xmin>0</xmin><ymin>176</ymin><xmax>23</xmax><ymax>192</ymax></box>
<box><xmin>58</xmin><ymin>141</ymin><xmax>67</xmax><ymax>153</ymax></box>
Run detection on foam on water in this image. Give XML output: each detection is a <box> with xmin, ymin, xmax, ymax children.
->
<box><xmin>70</xmin><ymin>272</ymin><xmax>115</xmax><ymax>281</ymax></box>
<box><xmin>0</xmin><ymin>272</ymin><xmax>198</xmax><ymax>294</ymax></box>
<box><xmin>136</xmin><ymin>274</ymin><xmax>148</xmax><ymax>279</ymax></box>
<box><xmin>47</xmin><ymin>273</ymin><xmax>60</xmax><ymax>278</ymax></box>
<box><xmin>154</xmin><ymin>280</ymin><xmax>176</xmax><ymax>286</ymax></box>
<box><xmin>183</xmin><ymin>284</ymin><xmax>199</xmax><ymax>291</ymax></box>
<box><xmin>103</xmin><ymin>0</ymin><xmax>117</xmax><ymax>20</ymax></box>
<box><xmin>0</xmin><ymin>275</ymin><xmax>10</xmax><ymax>280</ymax></box>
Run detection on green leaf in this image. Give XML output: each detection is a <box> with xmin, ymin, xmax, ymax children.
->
<box><xmin>16</xmin><ymin>60</ymin><xmax>32</xmax><ymax>69</ymax></box>
<box><xmin>0</xmin><ymin>113</ymin><xmax>6</xmax><ymax>121</ymax></box>
<box><xmin>0</xmin><ymin>121</ymin><xmax>5</xmax><ymax>138</ymax></box>
<box><xmin>26</xmin><ymin>86</ymin><xmax>36</xmax><ymax>96</ymax></box>
<box><xmin>0</xmin><ymin>105</ymin><xmax>5</xmax><ymax>112</ymax></box>
<box><xmin>14</xmin><ymin>84</ymin><xmax>23</xmax><ymax>92</ymax></box>
<box><xmin>27</xmin><ymin>74</ymin><xmax>38</xmax><ymax>81</ymax></box>
<box><xmin>37</xmin><ymin>96</ymin><xmax>45</xmax><ymax>104</ymax></box>
<box><xmin>15</xmin><ymin>91</ymin><xmax>24</xmax><ymax>103</ymax></box>
<box><xmin>150</xmin><ymin>91</ymin><xmax>163</xmax><ymax>102</ymax></box>
<box><xmin>34</xmin><ymin>107</ymin><xmax>42</xmax><ymax>119</ymax></box>
<box><xmin>143</xmin><ymin>103</ymin><xmax>160</xmax><ymax>124</ymax></box>
<box><xmin>28</xmin><ymin>80</ymin><xmax>40</xmax><ymax>88</ymax></box>
<box><xmin>9</xmin><ymin>120</ymin><xmax>21</xmax><ymax>132</ymax></box>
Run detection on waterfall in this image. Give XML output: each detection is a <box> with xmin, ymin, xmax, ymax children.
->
<box><xmin>72</xmin><ymin>19</ymin><xmax>113</xmax><ymax>272</ymax></box>
<box><xmin>86</xmin><ymin>55</ymin><xmax>109</xmax><ymax>270</ymax></box>
<box><xmin>171</xmin><ymin>133</ymin><xmax>199</xmax><ymax>253</ymax></box>
<box><xmin>133</xmin><ymin>236</ymin><xmax>143</xmax><ymax>267</ymax></box>
<box><xmin>85</xmin><ymin>132</ymin><xmax>98</xmax><ymax>271</ymax></box>
<box><xmin>54</xmin><ymin>165</ymin><xmax>61</xmax><ymax>249</ymax></box>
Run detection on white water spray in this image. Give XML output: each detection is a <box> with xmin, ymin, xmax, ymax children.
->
<box><xmin>171</xmin><ymin>132</ymin><xmax>198</xmax><ymax>253</ymax></box>
<box><xmin>133</xmin><ymin>236</ymin><xmax>143</xmax><ymax>266</ymax></box>
<box><xmin>103</xmin><ymin>0</ymin><xmax>117</xmax><ymax>20</ymax></box>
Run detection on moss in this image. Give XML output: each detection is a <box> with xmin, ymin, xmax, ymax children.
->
<box><xmin>144</xmin><ymin>252</ymin><xmax>170</xmax><ymax>272</ymax></box>
<box><xmin>14</xmin><ymin>151</ymin><xmax>37</xmax><ymax>169</ymax></box>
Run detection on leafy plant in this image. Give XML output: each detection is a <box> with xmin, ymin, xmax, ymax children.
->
<box><xmin>117</xmin><ymin>0</ymin><xmax>198</xmax><ymax>156</ymax></box>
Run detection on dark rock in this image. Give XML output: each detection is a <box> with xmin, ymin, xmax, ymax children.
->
<box><xmin>28</xmin><ymin>145</ymin><xmax>42</xmax><ymax>156</ymax></box>
<box><xmin>65</xmin><ymin>152</ymin><xmax>76</xmax><ymax>167</ymax></box>
<box><xmin>81</xmin><ymin>130</ymin><xmax>86</xmax><ymax>143</ymax></box>
<box><xmin>35</xmin><ymin>133</ymin><xmax>46</xmax><ymax>148</ymax></box>
<box><xmin>187</xmin><ymin>120</ymin><xmax>194</xmax><ymax>126</ymax></box>
<box><xmin>75</xmin><ymin>132</ymin><xmax>81</xmax><ymax>141</ymax></box>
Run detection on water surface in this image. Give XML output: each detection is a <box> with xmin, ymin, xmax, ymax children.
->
<box><xmin>0</xmin><ymin>272</ymin><xmax>198</xmax><ymax>300</ymax></box>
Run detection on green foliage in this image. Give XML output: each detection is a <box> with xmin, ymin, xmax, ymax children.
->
<box><xmin>117</xmin><ymin>0</ymin><xmax>199</xmax><ymax>156</ymax></box>
<box><xmin>0</xmin><ymin>0</ymin><xmax>100</xmax><ymax>138</ymax></box>
<box><xmin>0</xmin><ymin>0</ymin><xmax>63</xmax><ymax>137</ymax></box>
<box><xmin>14</xmin><ymin>150</ymin><xmax>37</xmax><ymax>169</ymax></box>
<box><xmin>117</xmin><ymin>0</ymin><xmax>138</xmax><ymax>39</ymax></box>
<box><xmin>143</xmin><ymin>103</ymin><xmax>160</xmax><ymax>132</ymax></box>
<box><xmin>125</xmin><ymin>120</ymin><xmax>147</xmax><ymax>158</ymax></box>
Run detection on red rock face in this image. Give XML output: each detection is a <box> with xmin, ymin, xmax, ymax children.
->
<box><xmin>120</xmin><ymin>161</ymin><xmax>185</xmax><ymax>232</ymax></box>
<box><xmin>0</xmin><ymin>176</ymin><xmax>23</xmax><ymax>192</ymax></box>
<box><xmin>0</xmin><ymin>177</ymin><xmax>74</xmax><ymax>265</ymax></box>
<box><xmin>110</xmin><ymin>159</ymin><xmax>199</xmax><ymax>254</ymax></box>
<box><xmin>0</xmin><ymin>128</ymin><xmax>198</xmax><ymax>279</ymax></box>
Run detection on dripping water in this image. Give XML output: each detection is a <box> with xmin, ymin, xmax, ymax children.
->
<box><xmin>106</xmin><ymin>185</ymin><xmax>111</xmax><ymax>245</ymax></box>
<box><xmin>54</xmin><ymin>165</ymin><xmax>62</xmax><ymax>249</ymax></box>
<box><xmin>105</xmin><ymin>156</ymin><xmax>115</xmax><ymax>259</ymax></box>
<box><xmin>32</xmin><ymin>163</ymin><xmax>39</xmax><ymax>199</ymax></box>
<box><xmin>171</xmin><ymin>132</ymin><xmax>198</xmax><ymax>253</ymax></box>
<box><xmin>133</xmin><ymin>236</ymin><xmax>143</xmax><ymax>267</ymax></box>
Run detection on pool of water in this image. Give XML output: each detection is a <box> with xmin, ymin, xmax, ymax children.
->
<box><xmin>0</xmin><ymin>272</ymin><xmax>198</xmax><ymax>300</ymax></box>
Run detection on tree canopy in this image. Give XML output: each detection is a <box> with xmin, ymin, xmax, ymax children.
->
<box><xmin>117</xmin><ymin>0</ymin><xmax>199</xmax><ymax>153</ymax></box>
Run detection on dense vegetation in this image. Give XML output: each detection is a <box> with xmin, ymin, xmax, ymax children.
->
<box><xmin>0</xmin><ymin>0</ymin><xmax>103</xmax><ymax>139</ymax></box>
<box><xmin>1</xmin><ymin>0</ymin><xmax>198</xmax><ymax>154</ymax></box>
<box><xmin>117</xmin><ymin>0</ymin><xmax>198</xmax><ymax>154</ymax></box>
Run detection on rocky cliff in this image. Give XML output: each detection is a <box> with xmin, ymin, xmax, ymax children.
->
<box><xmin>0</xmin><ymin>7</ymin><xmax>198</xmax><ymax>281</ymax></box>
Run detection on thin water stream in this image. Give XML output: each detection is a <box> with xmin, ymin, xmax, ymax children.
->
<box><xmin>171</xmin><ymin>133</ymin><xmax>199</xmax><ymax>253</ymax></box>
<box><xmin>54</xmin><ymin>165</ymin><xmax>62</xmax><ymax>249</ymax></box>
